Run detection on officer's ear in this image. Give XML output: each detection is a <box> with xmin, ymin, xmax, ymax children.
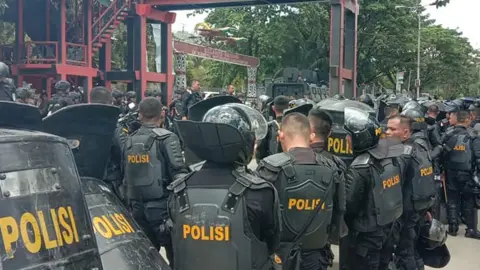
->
<box><xmin>278</xmin><ymin>130</ymin><xmax>285</xmax><ymax>141</ymax></box>
<box><xmin>138</xmin><ymin>112</ymin><xmax>143</xmax><ymax>121</ymax></box>
<box><xmin>309</xmin><ymin>132</ymin><xmax>316</xmax><ymax>142</ymax></box>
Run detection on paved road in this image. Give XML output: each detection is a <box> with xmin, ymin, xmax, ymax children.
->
<box><xmin>161</xmin><ymin>160</ymin><xmax>480</xmax><ymax>269</ymax></box>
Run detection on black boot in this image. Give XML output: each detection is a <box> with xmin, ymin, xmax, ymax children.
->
<box><xmin>448</xmin><ymin>225</ymin><xmax>458</xmax><ymax>236</ymax></box>
<box><xmin>464</xmin><ymin>208</ymin><xmax>480</xmax><ymax>239</ymax></box>
<box><xmin>465</xmin><ymin>229</ymin><xmax>480</xmax><ymax>239</ymax></box>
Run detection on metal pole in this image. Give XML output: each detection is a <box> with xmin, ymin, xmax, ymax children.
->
<box><xmin>416</xmin><ymin>5</ymin><xmax>421</xmax><ymax>99</ymax></box>
<box><xmin>407</xmin><ymin>69</ymin><xmax>412</xmax><ymax>93</ymax></box>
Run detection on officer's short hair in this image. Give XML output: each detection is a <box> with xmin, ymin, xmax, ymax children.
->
<box><xmin>273</xmin><ymin>95</ymin><xmax>289</xmax><ymax>112</ymax></box>
<box><xmin>281</xmin><ymin>112</ymin><xmax>311</xmax><ymax>141</ymax></box>
<box><xmin>389</xmin><ymin>115</ymin><xmax>412</xmax><ymax>131</ymax></box>
<box><xmin>428</xmin><ymin>104</ymin><xmax>439</xmax><ymax>114</ymax></box>
<box><xmin>139</xmin><ymin>97</ymin><xmax>162</xmax><ymax>120</ymax></box>
<box><xmin>456</xmin><ymin>110</ymin><xmax>470</xmax><ymax>123</ymax></box>
<box><xmin>90</xmin><ymin>86</ymin><xmax>112</xmax><ymax>104</ymax></box>
<box><xmin>308</xmin><ymin>107</ymin><xmax>332</xmax><ymax>140</ymax></box>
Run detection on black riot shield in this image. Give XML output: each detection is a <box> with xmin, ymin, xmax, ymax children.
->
<box><xmin>0</xmin><ymin>101</ymin><xmax>42</xmax><ymax>130</ymax></box>
<box><xmin>318</xmin><ymin>99</ymin><xmax>375</xmax><ymax>166</ymax></box>
<box><xmin>43</xmin><ymin>104</ymin><xmax>120</xmax><ymax>179</ymax></box>
<box><xmin>284</xmin><ymin>103</ymin><xmax>313</xmax><ymax>116</ymax></box>
<box><xmin>0</xmin><ymin>131</ymin><xmax>103</xmax><ymax>269</ymax></box>
<box><xmin>417</xmin><ymin>243</ymin><xmax>450</xmax><ymax>268</ymax></box>
<box><xmin>187</xmin><ymin>95</ymin><xmax>242</xmax><ymax>121</ymax></box>
<box><xmin>182</xmin><ymin>96</ymin><xmax>242</xmax><ymax>165</ymax></box>
<box><xmin>81</xmin><ymin>177</ymin><xmax>171</xmax><ymax>270</ymax></box>
<box><xmin>376</xmin><ymin>99</ymin><xmax>387</xmax><ymax>123</ymax></box>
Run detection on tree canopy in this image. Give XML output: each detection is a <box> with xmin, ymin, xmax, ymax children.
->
<box><xmin>181</xmin><ymin>0</ymin><xmax>479</xmax><ymax>97</ymax></box>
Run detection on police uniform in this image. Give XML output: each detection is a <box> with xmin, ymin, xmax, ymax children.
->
<box><xmin>343</xmin><ymin>107</ymin><xmax>405</xmax><ymax>270</ymax></box>
<box><xmin>256</xmin><ymin>147</ymin><xmax>339</xmax><ymax>270</ymax></box>
<box><xmin>181</xmin><ymin>90</ymin><xmax>203</xmax><ymax>119</ymax></box>
<box><xmin>311</xmin><ymin>141</ymin><xmax>348</xmax><ymax>268</ymax></box>
<box><xmin>396</xmin><ymin>136</ymin><xmax>436</xmax><ymax>270</ymax></box>
<box><xmin>441</xmin><ymin>125</ymin><xmax>480</xmax><ymax>238</ymax></box>
<box><xmin>104</xmin><ymin>126</ymin><xmax>129</xmax><ymax>200</ymax></box>
<box><xmin>123</xmin><ymin>124</ymin><xmax>188</xmax><ymax>264</ymax></box>
<box><xmin>255</xmin><ymin>117</ymin><xmax>283</xmax><ymax>162</ymax></box>
<box><xmin>170</xmin><ymin>102</ymin><xmax>280</xmax><ymax>270</ymax></box>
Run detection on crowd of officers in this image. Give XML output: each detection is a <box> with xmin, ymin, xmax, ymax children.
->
<box><xmin>104</xmin><ymin>85</ymin><xmax>480</xmax><ymax>270</ymax></box>
<box><xmin>2</xmin><ymin>57</ymin><xmax>479</xmax><ymax>270</ymax></box>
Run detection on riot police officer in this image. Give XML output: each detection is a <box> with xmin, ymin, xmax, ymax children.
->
<box><xmin>169</xmin><ymin>88</ymin><xmax>185</xmax><ymax>120</ymax></box>
<box><xmin>170</xmin><ymin>102</ymin><xmax>280</xmax><ymax>270</ymax></box>
<box><xmin>0</xmin><ymin>62</ymin><xmax>14</xmax><ymax>101</ymax></box>
<box><xmin>45</xmin><ymin>80</ymin><xmax>72</xmax><ymax>115</ymax></box>
<box><xmin>343</xmin><ymin>107</ymin><xmax>406</xmax><ymax>270</ymax></box>
<box><xmin>441</xmin><ymin>109</ymin><xmax>480</xmax><ymax>239</ymax></box>
<box><xmin>386</xmin><ymin>113</ymin><xmax>436</xmax><ymax>270</ymax></box>
<box><xmin>256</xmin><ymin>112</ymin><xmax>340</xmax><ymax>270</ymax></box>
<box><xmin>308</xmin><ymin>106</ymin><xmax>347</xmax><ymax>268</ymax></box>
<box><xmin>123</xmin><ymin>97</ymin><xmax>189</xmax><ymax>265</ymax></box>
<box><xmin>15</xmin><ymin>87</ymin><xmax>35</xmax><ymax>105</ymax></box>
<box><xmin>255</xmin><ymin>95</ymin><xmax>289</xmax><ymax>162</ymax></box>
<box><xmin>181</xmin><ymin>79</ymin><xmax>203</xmax><ymax>120</ymax></box>
<box><xmin>125</xmin><ymin>91</ymin><xmax>137</xmax><ymax>112</ymax></box>
<box><xmin>426</xmin><ymin>104</ymin><xmax>443</xmax><ymax>148</ymax></box>
<box><xmin>359</xmin><ymin>94</ymin><xmax>374</xmax><ymax>109</ymax></box>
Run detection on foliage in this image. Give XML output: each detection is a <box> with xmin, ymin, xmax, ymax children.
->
<box><xmin>183</xmin><ymin>0</ymin><xmax>478</xmax><ymax>97</ymax></box>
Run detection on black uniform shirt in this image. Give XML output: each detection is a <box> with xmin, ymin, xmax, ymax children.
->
<box><xmin>186</xmin><ymin>161</ymin><xmax>280</xmax><ymax>254</ymax></box>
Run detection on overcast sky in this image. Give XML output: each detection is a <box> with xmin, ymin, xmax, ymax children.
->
<box><xmin>172</xmin><ymin>0</ymin><xmax>479</xmax><ymax>48</ymax></box>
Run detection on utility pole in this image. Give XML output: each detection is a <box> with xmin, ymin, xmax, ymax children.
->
<box><xmin>416</xmin><ymin>1</ymin><xmax>421</xmax><ymax>99</ymax></box>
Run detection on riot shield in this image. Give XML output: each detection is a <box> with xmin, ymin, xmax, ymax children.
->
<box><xmin>187</xmin><ymin>95</ymin><xmax>242</xmax><ymax>121</ymax></box>
<box><xmin>182</xmin><ymin>96</ymin><xmax>242</xmax><ymax>165</ymax></box>
<box><xmin>376</xmin><ymin>99</ymin><xmax>387</xmax><ymax>123</ymax></box>
<box><xmin>0</xmin><ymin>132</ymin><xmax>103</xmax><ymax>269</ymax></box>
<box><xmin>81</xmin><ymin>177</ymin><xmax>171</xmax><ymax>270</ymax></box>
<box><xmin>417</xmin><ymin>243</ymin><xmax>450</xmax><ymax>268</ymax></box>
<box><xmin>284</xmin><ymin>103</ymin><xmax>313</xmax><ymax>116</ymax></box>
<box><xmin>43</xmin><ymin>104</ymin><xmax>120</xmax><ymax>179</ymax></box>
<box><xmin>0</xmin><ymin>101</ymin><xmax>42</xmax><ymax>130</ymax></box>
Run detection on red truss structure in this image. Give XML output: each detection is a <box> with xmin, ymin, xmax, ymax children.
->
<box><xmin>0</xmin><ymin>0</ymin><xmax>359</xmax><ymax>104</ymax></box>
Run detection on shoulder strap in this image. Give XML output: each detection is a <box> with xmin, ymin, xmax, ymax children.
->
<box><xmin>167</xmin><ymin>172</ymin><xmax>196</xmax><ymax>213</ymax></box>
<box><xmin>291</xmin><ymin>175</ymin><xmax>335</xmax><ymax>244</ymax></box>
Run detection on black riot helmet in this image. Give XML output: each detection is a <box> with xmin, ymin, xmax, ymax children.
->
<box><xmin>419</xmin><ymin>218</ymin><xmax>447</xmax><ymax>250</ymax></box>
<box><xmin>15</xmin><ymin>87</ymin><xmax>33</xmax><ymax>100</ymax></box>
<box><xmin>68</xmin><ymin>91</ymin><xmax>82</xmax><ymax>104</ymax></box>
<box><xmin>403</xmin><ymin>101</ymin><xmax>422</xmax><ymax>112</ymax></box>
<box><xmin>54</xmin><ymin>80</ymin><xmax>71</xmax><ymax>91</ymax></box>
<box><xmin>0</xmin><ymin>62</ymin><xmax>10</xmax><ymax>78</ymax></box>
<box><xmin>444</xmin><ymin>101</ymin><xmax>459</xmax><ymax>113</ymax></box>
<box><xmin>126</xmin><ymin>91</ymin><xmax>136</xmax><ymax>99</ymax></box>
<box><xmin>401</xmin><ymin>108</ymin><xmax>427</xmax><ymax>131</ymax></box>
<box><xmin>145</xmin><ymin>89</ymin><xmax>161</xmax><ymax>97</ymax></box>
<box><xmin>177</xmin><ymin>103</ymin><xmax>267</xmax><ymax>166</ymax></box>
<box><xmin>344</xmin><ymin>107</ymin><xmax>381</xmax><ymax>153</ymax></box>
<box><xmin>359</xmin><ymin>94</ymin><xmax>374</xmax><ymax>108</ymax></box>
<box><xmin>112</xmin><ymin>89</ymin><xmax>124</xmax><ymax>99</ymax></box>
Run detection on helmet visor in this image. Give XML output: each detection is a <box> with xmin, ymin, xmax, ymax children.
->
<box><xmin>203</xmin><ymin>103</ymin><xmax>268</xmax><ymax>140</ymax></box>
<box><xmin>344</xmin><ymin>107</ymin><xmax>370</xmax><ymax>133</ymax></box>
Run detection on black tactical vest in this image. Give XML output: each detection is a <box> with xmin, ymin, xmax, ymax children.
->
<box><xmin>124</xmin><ymin>127</ymin><xmax>166</xmax><ymax>201</ymax></box>
<box><xmin>268</xmin><ymin>120</ymin><xmax>282</xmax><ymax>156</ymax></box>
<box><xmin>445</xmin><ymin>129</ymin><xmax>473</xmax><ymax>172</ymax></box>
<box><xmin>169</xmin><ymin>170</ymin><xmax>274</xmax><ymax>270</ymax></box>
<box><xmin>261</xmin><ymin>152</ymin><xmax>335</xmax><ymax>249</ymax></box>
<box><xmin>411</xmin><ymin>137</ymin><xmax>436</xmax><ymax>211</ymax></box>
<box><xmin>351</xmin><ymin>153</ymin><xmax>403</xmax><ymax>230</ymax></box>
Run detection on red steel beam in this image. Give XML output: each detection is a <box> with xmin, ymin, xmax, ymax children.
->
<box><xmin>136</xmin><ymin>4</ymin><xmax>176</xmax><ymax>23</ymax></box>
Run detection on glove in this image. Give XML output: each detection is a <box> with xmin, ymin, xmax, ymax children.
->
<box><xmin>434</xmin><ymin>175</ymin><xmax>442</xmax><ymax>188</ymax></box>
<box><xmin>474</xmin><ymin>174</ymin><xmax>480</xmax><ymax>187</ymax></box>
